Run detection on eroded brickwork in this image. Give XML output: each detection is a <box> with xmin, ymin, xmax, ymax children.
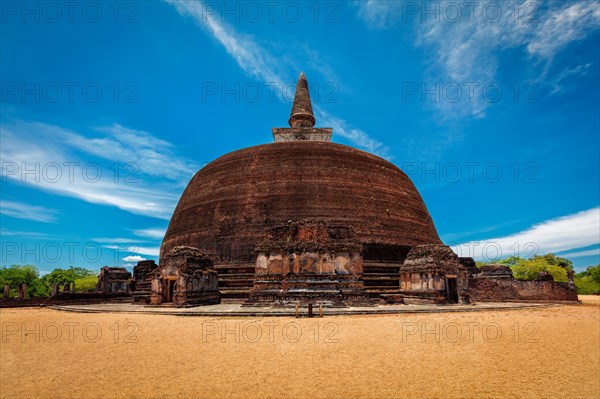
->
<box><xmin>151</xmin><ymin>247</ymin><xmax>220</xmax><ymax>307</ymax></box>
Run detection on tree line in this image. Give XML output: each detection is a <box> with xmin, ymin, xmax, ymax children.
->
<box><xmin>0</xmin><ymin>265</ymin><xmax>98</xmax><ymax>297</ymax></box>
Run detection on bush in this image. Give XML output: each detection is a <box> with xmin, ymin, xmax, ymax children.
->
<box><xmin>41</xmin><ymin>267</ymin><xmax>96</xmax><ymax>287</ymax></box>
<box><xmin>0</xmin><ymin>265</ymin><xmax>98</xmax><ymax>297</ymax></box>
<box><xmin>574</xmin><ymin>265</ymin><xmax>600</xmax><ymax>294</ymax></box>
<box><xmin>511</xmin><ymin>259</ymin><xmax>568</xmax><ymax>282</ymax></box>
<box><xmin>0</xmin><ymin>264</ymin><xmax>49</xmax><ymax>297</ymax></box>
<box><xmin>74</xmin><ymin>276</ymin><xmax>98</xmax><ymax>292</ymax></box>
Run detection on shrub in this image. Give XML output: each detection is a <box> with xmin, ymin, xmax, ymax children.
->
<box><xmin>511</xmin><ymin>259</ymin><xmax>568</xmax><ymax>282</ymax></box>
<box><xmin>574</xmin><ymin>265</ymin><xmax>600</xmax><ymax>294</ymax></box>
<box><xmin>0</xmin><ymin>264</ymin><xmax>49</xmax><ymax>297</ymax></box>
<box><xmin>74</xmin><ymin>276</ymin><xmax>98</xmax><ymax>292</ymax></box>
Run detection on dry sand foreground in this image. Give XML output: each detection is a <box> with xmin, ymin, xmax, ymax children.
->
<box><xmin>1</xmin><ymin>297</ymin><xmax>599</xmax><ymax>399</ymax></box>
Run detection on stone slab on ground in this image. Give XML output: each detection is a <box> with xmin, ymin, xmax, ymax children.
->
<box><xmin>51</xmin><ymin>302</ymin><xmax>557</xmax><ymax>317</ymax></box>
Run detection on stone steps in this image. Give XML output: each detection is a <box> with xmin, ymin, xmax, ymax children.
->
<box><xmin>215</xmin><ymin>264</ymin><xmax>255</xmax><ymax>274</ymax></box>
<box><xmin>215</xmin><ymin>261</ymin><xmax>404</xmax><ymax>300</ymax></box>
<box><xmin>215</xmin><ymin>263</ymin><xmax>255</xmax><ymax>298</ymax></box>
<box><xmin>217</xmin><ymin>273</ymin><xmax>255</xmax><ymax>278</ymax></box>
<box><xmin>219</xmin><ymin>280</ymin><xmax>254</xmax><ymax>288</ymax></box>
<box><xmin>362</xmin><ymin>275</ymin><xmax>401</xmax><ymax>280</ymax></box>
<box><xmin>366</xmin><ymin>287</ymin><xmax>403</xmax><ymax>294</ymax></box>
<box><xmin>362</xmin><ymin>261</ymin><xmax>401</xmax><ymax>299</ymax></box>
<box><xmin>219</xmin><ymin>287</ymin><xmax>252</xmax><ymax>299</ymax></box>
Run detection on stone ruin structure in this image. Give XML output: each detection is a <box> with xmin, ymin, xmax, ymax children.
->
<box><xmin>467</xmin><ymin>262</ymin><xmax>578</xmax><ymax>302</ymax></box>
<box><xmin>150</xmin><ymin>246</ymin><xmax>220</xmax><ymax>307</ymax></box>
<box><xmin>96</xmin><ymin>266</ymin><xmax>132</xmax><ymax>294</ymax></box>
<box><xmin>147</xmin><ymin>72</ymin><xmax>578</xmax><ymax>307</ymax></box>
<box><xmin>246</xmin><ymin>220</ymin><xmax>371</xmax><ymax>307</ymax></box>
<box><xmin>477</xmin><ymin>264</ymin><xmax>514</xmax><ymax>279</ymax></box>
<box><xmin>131</xmin><ymin>260</ymin><xmax>158</xmax><ymax>304</ymax></box>
<box><xmin>400</xmin><ymin>245</ymin><xmax>469</xmax><ymax>304</ymax></box>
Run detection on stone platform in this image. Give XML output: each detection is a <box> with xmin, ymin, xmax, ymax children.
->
<box><xmin>50</xmin><ymin>302</ymin><xmax>558</xmax><ymax>317</ymax></box>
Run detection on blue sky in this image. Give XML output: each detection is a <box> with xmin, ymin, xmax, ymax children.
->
<box><xmin>1</xmin><ymin>0</ymin><xmax>599</xmax><ymax>273</ymax></box>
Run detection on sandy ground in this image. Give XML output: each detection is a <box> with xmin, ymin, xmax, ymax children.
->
<box><xmin>1</xmin><ymin>297</ymin><xmax>598</xmax><ymax>399</ymax></box>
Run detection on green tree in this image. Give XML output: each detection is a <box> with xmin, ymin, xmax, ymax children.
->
<box><xmin>74</xmin><ymin>276</ymin><xmax>98</xmax><ymax>292</ymax></box>
<box><xmin>510</xmin><ymin>257</ymin><xmax>568</xmax><ymax>282</ymax></box>
<box><xmin>574</xmin><ymin>265</ymin><xmax>600</xmax><ymax>294</ymax></box>
<box><xmin>0</xmin><ymin>264</ymin><xmax>49</xmax><ymax>297</ymax></box>
<box><xmin>41</xmin><ymin>266</ymin><xmax>97</xmax><ymax>288</ymax></box>
<box><xmin>530</xmin><ymin>254</ymin><xmax>573</xmax><ymax>270</ymax></box>
<box><xmin>497</xmin><ymin>256</ymin><xmax>524</xmax><ymax>267</ymax></box>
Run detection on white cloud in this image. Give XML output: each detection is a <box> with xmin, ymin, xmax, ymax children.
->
<box><xmin>0</xmin><ymin>119</ymin><xmax>191</xmax><ymax>220</ymax></box>
<box><xmin>527</xmin><ymin>1</ymin><xmax>600</xmax><ymax>59</ymax></box>
<box><xmin>0</xmin><ymin>229</ymin><xmax>56</xmax><ymax>239</ymax></box>
<box><xmin>558</xmin><ymin>248</ymin><xmax>600</xmax><ymax>258</ymax></box>
<box><xmin>122</xmin><ymin>255</ymin><xmax>147</xmax><ymax>262</ymax></box>
<box><xmin>356</xmin><ymin>0</ymin><xmax>600</xmax><ymax>118</ymax></box>
<box><xmin>104</xmin><ymin>245</ymin><xmax>160</xmax><ymax>257</ymax></box>
<box><xmin>166</xmin><ymin>0</ymin><xmax>389</xmax><ymax>156</ymax></box>
<box><xmin>0</xmin><ymin>200</ymin><xmax>58</xmax><ymax>223</ymax></box>
<box><xmin>64</xmin><ymin>123</ymin><xmax>196</xmax><ymax>182</ymax></box>
<box><xmin>167</xmin><ymin>0</ymin><xmax>284</xmax><ymax>84</ymax></box>
<box><xmin>315</xmin><ymin>108</ymin><xmax>390</xmax><ymax>157</ymax></box>
<box><xmin>549</xmin><ymin>62</ymin><xmax>593</xmax><ymax>95</ymax></box>
<box><xmin>453</xmin><ymin>207</ymin><xmax>600</xmax><ymax>261</ymax></box>
<box><xmin>355</xmin><ymin>0</ymin><xmax>402</xmax><ymax>30</ymax></box>
<box><xmin>93</xmin><ymin>237</ymin><xmax>149</xmax><ymax>244</ymax></box>
<box><xmin>133</xmin><ymin>228</ymin><xmax>166</xmax><ymax>240</ymax></box>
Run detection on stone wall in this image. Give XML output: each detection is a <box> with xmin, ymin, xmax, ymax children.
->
<box><xmin>151</xmin><ymin>247</ymin><xmax>220</xmax><ymax>307</ymax></box>
<box><xmin>399</xmin><ymin>245</ymin><xmax>469</xmax><ymax>304</ymax></box>
<box><xmin>468</xmin><ymin>278</ymin><xmax>578</xmax><ymax>302</ymax></box>
<box><xmin>272</xmin><ymin>127</ymin><xmax>332</xmax><ymax>142</ymax></box>
<box><xmin>96</xmin><ymin>267</ymin><xmax>131</xmax><ymax>294</ymax></box>
<box><xmin>247</xmin><ymin>221</ymin><xmax>371</xmax><ymax>307</ymax></box>
<box><xmin>131</xmin><ymin>260</ymin><xmax>158</xmax><ymax>304</ymax></box>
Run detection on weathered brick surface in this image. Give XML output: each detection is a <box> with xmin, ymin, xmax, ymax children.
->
<box><xmin>96</xmin><ymin>267</ymin><xmax>131</xmax><ymax>294</ymax></box>
<box><xmin>151</xmin><ymin>247</ymin><xmax>220</xmax><ymax>307</ymax></box>
<box><xmin>469</xmin><ymin>278</ymin><xmax>578</xmax><ymax>302</ymax></box>
<box><xmin>162</xmin><ymin>141</ymin><xmax>441</xmax><ymax>265</ymax></box>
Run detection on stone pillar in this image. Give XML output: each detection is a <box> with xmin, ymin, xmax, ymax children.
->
<box><xmin>63</xmin><ymin>283</ymin><xmax>70</xmax><ymax>292</ymax></box>
<box><xmin>2</xmin><ymin>284</ymin><xmax>9</xmax><ymax>299</ymax></box>
<box><xmin>51</xmin><ymin>283</ymin><xmax>60</xmax><ymax>297</ymax></box>
<box><xmin>18</xmin><ymin>284</ymin><xmax>27</xmax><ymax>300</ymax></box>
<box><xmin>71</xmin><ymin>282</ymin><xmax>75</xmax><ymax>294</ymax></box>
<box><xmin>567</xmin><ymin>270</ymin><xmax>576</xmax><ymax>290</ymax></box>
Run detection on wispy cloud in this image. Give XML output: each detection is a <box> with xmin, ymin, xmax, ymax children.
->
<box><xmin>93</xmin><ymin>237</ymin><xmax>150</xmax><ymax>244</ymax></box>
<box><xmin>315</xmin><ymin>108</ymin><xmax>390</xmax><ymax>158</ymax></box>
<box><xmin>355</xmin><ymin>0</ymin><xmax>402</xmax><ymax>30</ymax></box>
<box><xmin>549</xmin><ymin>62</ymin><xmax>593</xmax><ymax>95</ymax></box>
<box><xmin>0</xmin><ymin>200</ymin><xmax>58</xmax><ymax>223</ymax></box>
<box><xmin>558</xmin><ymin>247</ymin><xmax>600</xmax><ymax>258</ymax></box>
<box><xmin>64</xmin><ymin>123</ymin><xmax>196</xmax><ymax>182</ymax></box>
<box><xmin>356</xmin><ymin>0</ymin><xmax>600</xmax><ymax>118</ymax></box>
<box><xmin>453</xmin><ymin>207</ymin><xmax>600</xmax><ymax>261</ymax></box>
<box><xmin>0</xmin><ymin>229</ymin><xmax>56</xmax><ymax>240</ymax></box>
<box><xmin>527</xmin><ymin>1</ymin><xmax>600</xmax><ymax>59</ymax></box>
<box><xmin>1</xmin><ymin>119</ymin><xmax>194</xmax><ymax>220</ymax></box>
<box><xmin>166</xmin><ymin>0</ymin><xmax>390</xmax><ymax>156</ymax></box>
<box><xmin>132</xmin><ymin>228</ymin><xmax>167</xmax><ymax>240</ymax></box>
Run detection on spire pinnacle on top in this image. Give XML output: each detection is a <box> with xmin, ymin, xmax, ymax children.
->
<box><xmin>288</xmin><ymin>72</ymin><xmax>316</xmax><ymax>128</ymax></box>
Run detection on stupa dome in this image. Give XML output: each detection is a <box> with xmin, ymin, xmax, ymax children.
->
<box><xmin>161</xmin><ymin>140</ymin><xmax>441</xmax><ymax>262</ymax></box>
